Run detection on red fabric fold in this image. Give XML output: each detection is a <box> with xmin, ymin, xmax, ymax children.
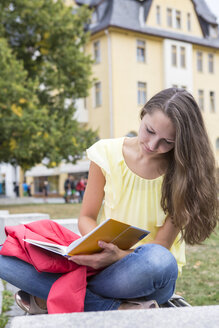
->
<box><xmin>0</xmin><ymin>219</ymin><xmax>97</xmax><ymax>313</ymax></box>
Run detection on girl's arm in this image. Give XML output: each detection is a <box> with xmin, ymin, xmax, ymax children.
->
<box><xmin>151</xmin><ymin>216</ymin><xmax>180</xmax><ymax>250</ymax></box>
<box><xmin>70</xmin><ymin>161</ymin><xmax>131</xmax><ymax>268</ymax></box>
<box><xmin>78</xmin><ymin>161</ymin><xmax>106</xmax><ymax>236</ymax></box>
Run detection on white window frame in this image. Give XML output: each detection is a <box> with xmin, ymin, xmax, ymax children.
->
<box><xmin>167</xmin><ymin>8</ymin><xmax>172</xmax><ymax>27</ymax></box>
<box><xmin>156</xmin><ymin>5</ymin><xmax>161</xmax><ymax>25</ymax></box>
<box><xmin>175</xmin><ymin>10</ymin><xmax>181</xmax><ymax>29</ymax></box>
<box><xmin>197</xmin><ymin>51</ymin><xmax>203</xmax><ymax>72</ymax></box>
<box><xmin>180</xmin><ymin>46</ymin><xmax>186</xmax><ymax>68</ymax></box>
<box><xmin>187</xmin><ymin>13</ymin><xmax>191</xmax><ymax>31</ymax></box>
<box><xmin>216</xmin><ymin>138</ymin><xmax>219</xmax><ymax>150</ymax></box>
<box><xmin>137</xmin><ymin>82</ymin><xmax>147</xmax><ymax>105</ymax></box>
<box><xmin>208</xmin><ymin>53</ymin><xmax>214</xmax><ymax>73</ymax></box>
<box><xmin>94</xmin><ymin>82</ymin><xmax>102</xmax><ymax>108</ymax></box>
<box><xmin>209</xmin><ymin>91</ymin><xmax>215</xmax><ymax>112</ymax></box>
<box><xmin>171</xmin><ymin>45</ymin><xmax>177</xmax><ymax>67</ymax></box>
<box><xmin>198</xmin><ymin>90</ymin><xmax>204</xmax><ymax>111</ymax></box>
<box><xmin>137</xmin><ymin>39</ymin><xmax>146</xmax><ymax>63</ymax></box>
<box><xmin>93</xmin><ymin>40</ymin><xmax>101</xmax><ymax>64</ymax></box>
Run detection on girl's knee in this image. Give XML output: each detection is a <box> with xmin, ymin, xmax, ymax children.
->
<box><xmin>134</xmin><ymin>244</ymin><xmax>178</xmax><ymax>279</ymax></box>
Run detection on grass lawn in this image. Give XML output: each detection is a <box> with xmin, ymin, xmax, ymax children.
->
<box><xmin>0</xmin><ymin>203</ymin><xmax>218</xmax><ymax>306</ymax></box>
<box><xmin>0</xmin><ymin>203</ymin><xmax>82</xmax><ymax>220</ymax></box>
<box><xmin>176</xmin><ymin>226</ymin><xmax>219</xmax><ymax>306</ymax></box>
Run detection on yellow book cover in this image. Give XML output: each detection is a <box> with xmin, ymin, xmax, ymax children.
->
<box><xmin>23</xmin><ymin>218</ymin><xmax>149</xmax><ymax>257</ymax></box>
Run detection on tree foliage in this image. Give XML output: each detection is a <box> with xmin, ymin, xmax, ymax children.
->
<box><xmin>0</xmin><ymin>0</ymin><xmax>96</xmax><ymax>170</ymax></box>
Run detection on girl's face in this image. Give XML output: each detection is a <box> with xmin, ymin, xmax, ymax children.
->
<box><xmin>138</xmin><ymin>110</ymin><xmax>175</xmax><ymax>155</ymax></box>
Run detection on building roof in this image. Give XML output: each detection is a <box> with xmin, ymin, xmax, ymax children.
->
<box><xmin>76</xmin><ymin>0</ymin><xmax>219</xmax><ymax>48</ymax></box>
<box><xmin>193</xmin><ymin>0</ymin><xmax>217</xmax><ymax>24</ymax></box>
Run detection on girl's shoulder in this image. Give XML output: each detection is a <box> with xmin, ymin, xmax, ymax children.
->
<box><xmin>86</xmin><ymin>138</ymin><xmax>125</xmax><ymax>174</ymax></box>
<box><xmin>88</xmin><ymin>137</ymin><xmax>125</xmax><ymax>157</ymax></box>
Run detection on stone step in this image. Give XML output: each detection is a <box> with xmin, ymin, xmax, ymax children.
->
<box><xmin>0</xmin><ymin>210</ymin><xmax>9</xmax><ymax>216</ymax></box>
<box><xmin>52</xmin><ymin>218</ymin><xmax>80</xmax><ymax>235</ymax></box>
<box><xmin>0</xmin><ymin>213</ymin><xmax>50</xmax><ymax>244</ymax></box>
<box><xmin>10</xmin><ymin>305</ymin><xmax>219</xmax><ymax>328</ymax></box>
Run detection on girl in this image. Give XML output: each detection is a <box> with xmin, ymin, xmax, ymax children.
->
<box><xmin>0</xmin><ymin>88</ymin><xmax>218</xmax><ymax>313</ymax></box>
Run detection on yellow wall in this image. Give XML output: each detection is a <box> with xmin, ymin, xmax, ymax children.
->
<box><xmin>193</xmin><ymin>45</ymin><xmax>219</xmax><ymax>163</ymax></box>
<box><xmin>147</xmin><ymin>0</ymin><xmax>203</xmax><ymax>37</ymax></box>
<box><xmin>86</xmin><ymin>32</ymin><xmax>111</xmax><ymax>138</ymax></box>
<box><xmin>110</xmin><ymin>29</ymin><xmax>163</xmax><ymax>137</ymax></box>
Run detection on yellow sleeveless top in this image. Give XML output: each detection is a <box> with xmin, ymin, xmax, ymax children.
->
<box><xmin>87</xmin><ymin>138</ymin><xmax>186</xmax><ymax>274</ymax></box>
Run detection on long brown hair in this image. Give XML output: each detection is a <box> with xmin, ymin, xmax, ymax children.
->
<box><xmin>140</xmin><ymin>88</ymin><xmax>218</xmax><ymax>245</ymax></box>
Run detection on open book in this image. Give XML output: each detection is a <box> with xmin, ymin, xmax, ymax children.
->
<box><xmin>23</xmin><ymin>218</ymin><xmax>149</xmax><ymax>257</ymax></box>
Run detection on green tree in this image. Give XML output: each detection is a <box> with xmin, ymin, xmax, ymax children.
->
<box><xmin>0</xmin><ymin>0</ymin><xmax>96</xmax><ymax>170</ymax></box>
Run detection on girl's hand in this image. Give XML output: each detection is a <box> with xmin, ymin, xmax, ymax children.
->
<box><xmin>68</xmin><ymin>241</ymin><xmax>130</xmax><ymax>269</ymax></box>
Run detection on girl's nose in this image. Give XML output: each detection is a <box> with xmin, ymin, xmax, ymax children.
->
<box><xmin>148</xmin><ymin>138</ymin><xmax>159</xmax><ymax>151</ymax></box>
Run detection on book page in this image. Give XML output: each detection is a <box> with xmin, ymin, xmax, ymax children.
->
<box><xmin>23</xmin><ymin>239</ymin><xmax>68</xmax><ymax>255</ymax></box>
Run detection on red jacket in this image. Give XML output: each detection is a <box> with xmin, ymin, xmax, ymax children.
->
<box><xmin>0</xmin><ymin>220</ymin><xmax>97</xmax><ymax>314</ymax></box>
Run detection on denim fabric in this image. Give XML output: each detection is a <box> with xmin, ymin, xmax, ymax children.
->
<box><xmin>0</xmin><ymin>244</ymin><xmax>178</xmax><ymax>311</ymax></box>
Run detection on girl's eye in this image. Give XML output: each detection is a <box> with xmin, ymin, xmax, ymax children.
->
<box><xmin>164</xmin><ymin>140</ymin><xmax>174</xmax><ymax>145</ymax></box>
<box><xmin>146</xmin><ymin>128</ymin><xmax>155</xmax><ymax>134</ymax></box>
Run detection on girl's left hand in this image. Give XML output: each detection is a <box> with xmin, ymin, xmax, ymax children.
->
<box><xmin>68</xmin><ymin>241</ymin><xmax>130</xmax><ymax>269</ymax></box>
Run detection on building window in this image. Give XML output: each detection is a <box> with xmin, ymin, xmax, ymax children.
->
<box><xmin>171</xmin><ymin>45</ymin><xmax>177</xmax><ymax>66</ymax></box>
<box><xmin>176</xmin><ymin>10</ymin><xmax>181</xmax><ymax>29</ymax></box>
<box><xmin>93</xmin><ymin>40</ymin><xmax>100</xmax><ymax>63</ymax></box>
<box><xmin>137</xmin><ymin>40</ymin><xmax>146</xmax><ymax>62</ymax></box>
<box><xmin>209</xmin><ymin>25</ymin><xmax>218</xmax><ymax>38</ymax></box>
<box><xmin>198</xmin><ymin>90</ymin><xmax>204</xmax><ymax>111</ymax></box>
<box><xmin>216</xmin><ymin>138</ymin><xmax>219</xmax><ymax>150</ymax></box>
<box><xmin>197</xmin><ymin>51</ymin><xmax>203</xmax><ymax>72</ymax></box>
<box><xmin>137</xmin><ymin>82</ymin><xmax>147</xmax><ymax>105</ymax></box>
<box><xmin>209</xmin><ymin>91</ymin><xmax>215</xmax><ymax>112</ymax></box>
<box><xmin>167</xmin><ymin>8</ymin><xmax>172</xmax><ymax>27</ymax></box>
<box><xmin>180</xmin><ymin>47</ymin><xmax>186</xmax><ymax>68</ymax></box>
<box><xmin>208</xmin><ymin>53</ymin><xmax>214</xmax><ymax>73</ymax></box>
<box><xmin>94</xmin><ymin>82</ymin><xmax>101</xmax><ymax>107</ymax></box>
<box><xmin>187</xmin><ymin>13</ymin><xmax>191</xmax><ymax>31</ymax></box>
<box><xmin>156</xmin><ymin>6</ymin><xmax>161</xmax><ymax>25</ymax></box>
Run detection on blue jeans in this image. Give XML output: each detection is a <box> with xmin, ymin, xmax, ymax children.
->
<box><xmin>0</xmin><ymin>244</ymin><xmax>178</xmax><ymax>311</ymax></box>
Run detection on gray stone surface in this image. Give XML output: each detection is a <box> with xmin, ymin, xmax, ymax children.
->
<box><xmin>0</xmin><ymin>213</ymin><xmax>50</xmax><ymax>243</ymax></box>
<box><xmin>53</xmin><ymin>218</ymin><xmax>80</xmax><ymax>235</ymax></box>
<box><xmin>0</xmin><ymin>210</ymin><xmax>9</xmax><ymax>215</ymax></box>
<box><xmin>0</xmin><ymin>197</ymin><xmax>65</xmax><ymax>205</ymax></box>
<box><xmin>5</xmin><ymin>284</ymin><xmax>26</xmax><ymax>328</ymax></box>
<box><xmin>10</xmin><ymin>306</ymin><xmax>219</xmax><ymax>328</ymax></box>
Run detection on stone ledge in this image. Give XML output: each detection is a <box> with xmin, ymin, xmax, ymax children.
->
<box><xmin>10</xmin><ymin>305</ymin><xmax>219</xmax><ymax>328</ymax></box>
<box><xmin>0</xmin><ymin>213</ymin><xmax>50</xmax><ymax>244</ymax></box>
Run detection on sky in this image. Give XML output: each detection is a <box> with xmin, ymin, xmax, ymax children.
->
<box><xmin>205</xmin><ymin>0</ymin><xmax>219</xmax><ymax>23</ymax></box>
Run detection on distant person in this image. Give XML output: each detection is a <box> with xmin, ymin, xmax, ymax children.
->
<box><xmin>22</xmin><ymin>182</ymin><xmax>28</xmax><ymax>197</ymax></box>
<box><xmin>42</xmin><ymin>179</ymin><xmax>48</xmax><ymax>202</ymax></box>
<box><xmin>13</xmin><ymin>182</ymin><xmax>19</xmax><ymax>197</ymax></box>
<box><xmin>64</xmin><ymin>175</ymin><xmax>76</xmax><ymax>203</ymax></box>
<box><xmin>27</xmin><ymin>182</ymin><xmax>32</xmax><ymax>197</ymax></box>
<box><xmin>76</xmin><ymin>177</ymin><xmax>86</xmax><ymax>203</ymax></box>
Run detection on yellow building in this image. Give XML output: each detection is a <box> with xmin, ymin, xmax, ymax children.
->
<box><xmin>25</xmin><ymin>0</ymin><xmax>219</xmax><ymax>196</ymax></box>
<box><xmin>76</xmin><ymin>0</ymin><xmax>219</xmax><ymax>167</ymax></box>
